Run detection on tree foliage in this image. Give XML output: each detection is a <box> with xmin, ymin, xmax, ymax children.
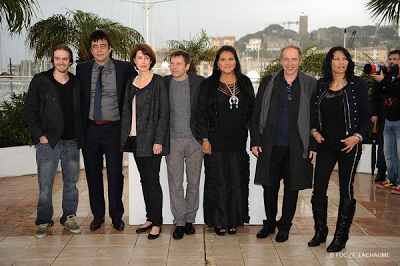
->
<box><xmin>366</xmin><ymin>0</ymin><xmax>400</xmax><ymax>35</ymax></box>
<box><xmin>159</xmin><ymin>29</ymin><xmax>218</xmax><ymax>74</ymax></box>
<box><xmin>26</xmin><ymin>9</ymin><xmax>144</xmax><ymax>63</ymax></box>
<box><xmin>260</xmin><ymin>47</ymin><xmax>327</xmax><ymax>80</ymax></box>
<box><xmin>0</xmin><ymin>0</ymin><xmax>40</xmax><ymax>35</ymax></box>
<box><xmin>0</xmin><ymin>92</ymin><xmax>34</xmax><ymax>148</ymax></box>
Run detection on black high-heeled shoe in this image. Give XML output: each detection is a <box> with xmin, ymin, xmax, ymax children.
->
<box><xmin>228</xmin><ymin>226</ymin><xmax>237</xmax><ymax>235</ymax></box>
<box><xmin>215</xmin><ymin>227</ymin><xmax>226</xmax><ymax>236</ymax></box>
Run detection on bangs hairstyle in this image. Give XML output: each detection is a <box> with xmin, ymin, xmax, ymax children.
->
<box><xmin>130</xmin><ymin>44</ymin><xmax>156</xmax><ymax>70</ymax></box>
<box><xmin>322</xmin><ymin>46</ymin><xmax>354</xmax><ymax>89</ymax></box>
<box><xmin>51</xmin><ymin>44</ymin><xmax>73</xmax><ymax>65</ymax></box>
<box><xmin>170</xmin><ymin>50</ymin><xmax>191</xmax><ymax>66</ymax></box>
<box><xmin>280</xmin><ymin>44</ymin><xmax>303</xmax><ymax>60</ymax></box>
<box><xmin>89</xmin><ymin>30</ymin><xmax>112</xmax><ymax>47</ymax></box>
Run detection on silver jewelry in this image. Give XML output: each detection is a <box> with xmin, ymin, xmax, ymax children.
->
<box><xmin>221</xmin><ymin>75</ymin><xmax>238</xmax><ymax>109</ymax></box>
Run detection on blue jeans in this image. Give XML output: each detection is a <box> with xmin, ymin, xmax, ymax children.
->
<box><xmin>383</xmin><ymin>120</ymin><xmax>400</xmax><ymax>186</ymax></box>
<box><xmin>36</xmin><ymin>139</ymin><xmax>80</xmax><ymax>226</ymax></box>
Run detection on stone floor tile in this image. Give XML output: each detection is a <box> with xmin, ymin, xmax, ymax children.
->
<box><xmin>280</xmin><ymin>258</ymin><xmax>321</xmax><ymax>266</ymax></box>
<box><xmin>12</xmin><ymin>259</ymin><xmax>54</xmax><ymax>266</ymax></box>
<box><xmin>167</xmin><ymin>257</ymin><xmax>204</xmax><ymax>266</ymax></box>
<box><xmin>169</xmin><ymin>234</ymin><xmax>204</xmax><ymax>245</ymax></box>
<box><xmin>101</xmin><ymin>234</ymin><xmax>138</xmax><ymax>246</ymax></box>
<box><xmin>237</xmin><ymin>234</ymin><xmax>273</xmax><ymax>245</ymax></box>
<box><xmin>169</xmin><ymin>243</ymin><xmax>204</xmax><ymax>257</ymax></box>
<box><xmin>58</xmin><ymin>246</ymin><xmax>99</xmax><ymax>259</ymax></box>
<box><xmin>243</xmin><ymin>258</ymin><xmax>283</xmax><ymax>266</ymax></box>
<box><xmin>275</xmin><ymin>246</ymin><xmax>315</xmax><ymax>258</ymax></box>
<box><xmin>95</xmin><ymin>246</ymin><xmax>134</xmax><ymax>258</ymax></box>
<box><xmin>205</xmin><ymin>244</ymin><xmax>242</xmax><ymax>259</ymax></box>
<box><xmin>51</xmin><ymin>258</ymin><xmax>92</xmax><ymax>266</ymax></box>
<box><xmin>66</xmin><ymin>234</ymin><xmax>104</xmax><ymax>246</ymax></box>
<box><xmin>239</xmin><ymin>243</ymin><xmax>278</xmax><ymax>258</ymax></box>
<box><xmin>130</xmin><ymin>245</ymin><xmax>169</xmax><ymax>258</ymax></box>
<box><xmin>91</xmin><ymin>258</ymin><xmax>130</xmax><ymax>266</ymax></box>
<box><xmin>205</xmin><ymin>257</ymin><xmax>244</xmax><ymax>266</ymax></box>
<box><xmin>128</xmin><ymin>257</ymin><xmax>168</xmax><ymax>265</ymax></box>
<box><xmin>19</xmin><ymin>246</ymin><xmax>64</xmax><ymax>260</ymax></box>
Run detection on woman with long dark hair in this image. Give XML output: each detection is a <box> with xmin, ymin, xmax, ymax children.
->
<box><xmin>120</xmin><ymin>44</ymin><xmax>169</xmax><ymax>240</ymax></box>
<box><xmin>196</xmin><ymin>45</ymin><xmax>255</xmax><ymax>235</ymax></box>
<box><xmin>308</xmin><ymin>46</ymin><xmax>371</xmax><ymax>252</ymax></box>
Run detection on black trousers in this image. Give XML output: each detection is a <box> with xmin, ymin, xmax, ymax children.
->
<box><xmin>313</xmin><ymin>144</ymin><xmax>362</xmax><ymax>201</ymax></box>
<box><xmin>263</xmin><ymin>145</ymin><xmax>298</xmax><ymax>231</ymax></box>
<box><xmin>127</xmin><ymin>137</ymin><xmax>163</xmax><ymax>227</ymax></box>
<box><xmin>83</xmin><ymin>121</ymin><xmax>124</xmax><ymax>219</ymax></box>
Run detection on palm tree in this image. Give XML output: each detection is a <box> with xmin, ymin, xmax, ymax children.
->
<box><xmin>365</xmin><ymin>0</ymin><xmax>400</xmax><ymax>36</ymax></box>
<box><xmin>26</xmin><ymin>10</ymin><xmax>145</xmax><ymax>63</ymax></box>
<box><xmin>260</xmin><ymin>47</ymin><xmax>327</xmax><ymax>80</ymax></box>
<box><xmin>0</xmin><ymin>0</ymin><xmax>40</xmax><ymax>35</ymax></box>
<box><xmin>159</xmin><ymin>29</ymin><xmax>218</xmax><ymax>74</ymax></box>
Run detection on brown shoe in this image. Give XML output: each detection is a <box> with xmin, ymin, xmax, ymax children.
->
<box><xmin>90</xmin><ymin>217</ymin><xmax>105</xmax><ymax>230</ymax></box>
<box><xmin>112</xmin><ymin>218</ymin><xmax>125</xmax><ymax>230</ymax></box>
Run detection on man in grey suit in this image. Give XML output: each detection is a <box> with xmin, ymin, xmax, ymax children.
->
<box><xmin>164</xmin><ymin>51</ymin><xmax>205</xmax><ymax>239</ymax></box>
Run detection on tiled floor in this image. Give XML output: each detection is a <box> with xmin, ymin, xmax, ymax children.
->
<box><xmin>0</xmin><ymin>168</ymin><xmax>399</xmax><ymax>266</ymax></box>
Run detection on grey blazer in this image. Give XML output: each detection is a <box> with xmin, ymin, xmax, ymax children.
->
<box><xmin>120</xmin><ymin>74</ymin><xmax>170</xmax><ymax>157</ymax></box>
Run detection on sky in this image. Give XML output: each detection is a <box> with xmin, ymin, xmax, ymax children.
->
<box><xmin>0</xmin><ymin>0</ymin><xmax>385</xmax><ymax>72</ymax></box>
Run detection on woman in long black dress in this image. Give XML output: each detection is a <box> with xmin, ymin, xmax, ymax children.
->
<box><xmin>309</xmin><ymin>46</ymin><xmax>371</xmax><ymax>252</ymax></box>
<box><xmin>196</xmin><ymin>45</ymin><xmax>255</xmax><ymax>235</ymax></box>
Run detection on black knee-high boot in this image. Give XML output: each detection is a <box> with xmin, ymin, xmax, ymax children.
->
<box><xmin>327</xmin><ymin>198</ymin><xmax>356</xmax><ymax>252</ymax></box>
<box><xmin>308</xmin><ymin>197</ymin><xmax>328</xmax><ymax>247</ymax></box>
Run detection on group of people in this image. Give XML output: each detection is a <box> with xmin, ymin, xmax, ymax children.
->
<box><xmin>24</xmin><ymin>28</ymin><xmax>380</xmax><ymax>253</ymax></box>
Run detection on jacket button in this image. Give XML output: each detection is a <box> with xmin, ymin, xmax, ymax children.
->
<box><xmin>354</xmin><ymin>103</ymin><xmax>356</xmax><ymax>105</ymax></box>
<box><xmin>355</xmin><ymin>125</ymin><xmax>357</xmax><ymax>127</ymax></box>
<box><xmin>353</xmin><ymin>96</ymin><xmax>355</xmax><ymax>98</ymax></box>
<box><xmin>355</xmin><ymin>110</ymin><xmax>357</xmax><ymax>113</ymax></box>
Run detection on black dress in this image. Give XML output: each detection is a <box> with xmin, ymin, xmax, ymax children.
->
<box><xmin>203</xmin><ymin>82</ymin><xmax>250</xmax><ymax>228</ymax></box>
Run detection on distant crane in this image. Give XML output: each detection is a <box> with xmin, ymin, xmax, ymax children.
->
<box><xmin>283</xmin><ymin>21</ymin><xmax>299</xmax><ymax>44</ymax></box>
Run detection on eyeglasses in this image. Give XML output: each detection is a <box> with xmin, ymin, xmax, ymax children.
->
<box><xmin>287</xmin><ymin>85</ymin><xmax>292</xmax><ymax>101</ymax></box>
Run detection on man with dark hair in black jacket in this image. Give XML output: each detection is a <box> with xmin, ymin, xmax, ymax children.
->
<box><xmin>24</xmin><ymin>44</ymin><xmax>85</xmax><ymax>238</ymax></box>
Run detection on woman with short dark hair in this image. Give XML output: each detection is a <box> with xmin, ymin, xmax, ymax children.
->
<box><xmin>309</xmin><ymin>46</ymin><xmax>371</xmax><ymax>252</ymax></box>
<box><xmin>120</xmin><ymin>44</ymin><xmax>169</xmax><ymax>240</ymax></box>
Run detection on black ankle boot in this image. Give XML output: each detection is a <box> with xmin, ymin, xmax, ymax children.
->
<box><xmin>308</xmin><ymin>197</ymin><xmax>328</xmax><ymax>247</ymax></box>
<box><xmin>327</xmin><ymin>198</ymin><xmax>356</xmax><ymax>252</ymax></box>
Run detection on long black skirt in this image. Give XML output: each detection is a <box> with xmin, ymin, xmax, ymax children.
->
<box><xmin>203</xmin><ymin>150</ymin><xmax>250</xmax><ymax>227</ymax></box>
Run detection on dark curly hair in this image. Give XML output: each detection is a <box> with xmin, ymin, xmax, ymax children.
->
<box><xmin>322</xmin><ymin>46</ymin><xmax>354</xmax><ymax>89</ymax></box>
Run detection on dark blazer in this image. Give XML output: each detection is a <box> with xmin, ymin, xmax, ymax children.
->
<box><xmin>120</xmin><ymin>74</ymin><xmax>170</xmax><ymax>157</ymax></box>
<box><xmin>23</xmin><ymin>68</ymin><xmax>84</xmax><ymax>149</ymax></box>
<box><xmin>163</xmin><ymin>72</ymin><xmax>205</xmax><ymax>140</ymax></box>
<box><xmin>76</xmin><ymin>59</ymin><xmax>136</xmax><ymax>130</ymax></box>
<box><xmin>251</xmin><ymin>71</ymin><xmax>317</xmax><ymax>190</ymax></box>
<box><xmin>312</xmin><ymin>76</ymin><xmax>371</xmax><ymax>142</ymax></box>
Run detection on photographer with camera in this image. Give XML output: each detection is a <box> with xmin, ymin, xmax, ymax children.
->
<box><xmin>370</xmin><ymin>49</ymin><xmax>400</xmax><ymax>194</ymax></box>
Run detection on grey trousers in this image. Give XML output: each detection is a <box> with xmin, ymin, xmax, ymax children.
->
<box><xmin>166</xmin><ymin>138</ymin><xmax>203</xmax><ymax>226</ymax></box>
